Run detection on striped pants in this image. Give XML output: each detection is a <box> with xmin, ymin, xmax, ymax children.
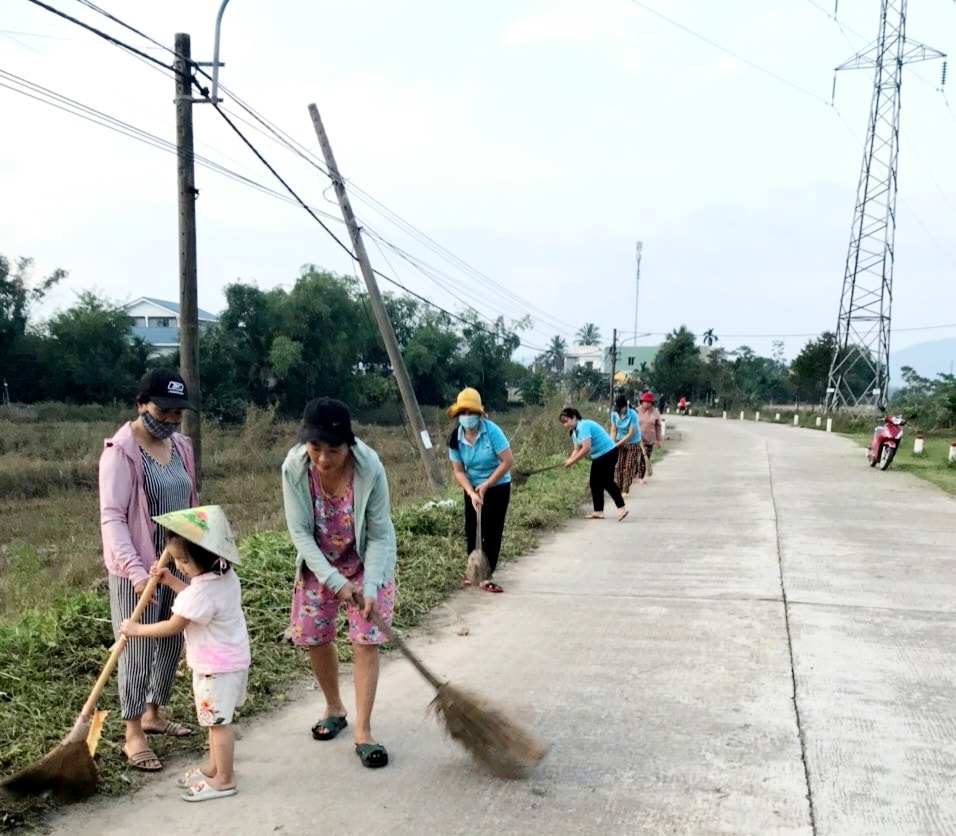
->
<box><xmin>614</xmin><ymin>444</ymin><xmax>642</xmax><ymax>493</ymax></box>
<box><xmin>108</xmin><ymin>573</ymin><xmax>185</xmax><ymax>720</ymax></box>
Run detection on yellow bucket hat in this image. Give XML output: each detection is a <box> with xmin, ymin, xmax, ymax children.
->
<box><xmin>446</xmin><ymin>387</ymin><xmax>486</xmax><ymax>418</ymax></box>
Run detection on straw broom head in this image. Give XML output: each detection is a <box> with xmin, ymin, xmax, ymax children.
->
<box><xmin>429</xmin><ymin>683</ymin><xmax>549</xmax><ymax>779</ymax></box>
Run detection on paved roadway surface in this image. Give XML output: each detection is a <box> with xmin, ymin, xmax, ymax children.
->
<box><xmin>48</xmin><ymin>417</ymin><xmax>955</xmax><ymax>835</ymax></box>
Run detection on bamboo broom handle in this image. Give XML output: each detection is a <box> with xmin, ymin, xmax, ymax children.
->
<box><xmin>363</xmin><ymin>604</ymin><xmax>444</xmax><ymax>691</ymax></box>
<box><xmin>79</xmin><ymin>547</ymin><xmax>173</xmax><ymax>719</ymax></box>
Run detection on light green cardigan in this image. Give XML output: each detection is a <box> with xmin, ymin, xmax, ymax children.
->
<box><xmin>281</xmin><ymin>440</ymin><xmax>397</xmax><ymax>602</ymax></box>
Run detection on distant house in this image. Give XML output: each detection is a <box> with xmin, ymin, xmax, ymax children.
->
<box><xmin>605</xmin><ymin>345</ymin><xmax>659</xmax><ymax>376</ymax></box>
<box><xmin>564</xmin><ymin>345</ymin><xmax>605</xmax><ymax>372</ymax></box>
<box><xmin>124</xmin><ymin>297</ymin><xmax>219</xmax><ymax>356</ymax></box>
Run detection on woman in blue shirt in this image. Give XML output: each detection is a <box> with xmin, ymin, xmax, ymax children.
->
<box><xmin>447</xmin><ymin>388</ymin><xmax>514</xmax><ymax>593</ymax></box>
<box><xmin>609</xmin><ymin>395</ymin><xmax>642</xmax><ymax>495</ymax></box>
<box><xmin>559</xmin><ymin>406</ymin><xmax>628</xmax><ymax>521</ymax></box>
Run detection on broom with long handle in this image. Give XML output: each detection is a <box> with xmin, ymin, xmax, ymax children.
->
<box><xmin>510</xmin><ymin>463</ymin><xmax>562</xmax><ymax>487</ymax></box>
<box><xmin>0</xmin><ymin>548</ymin><xmax>173</xmax><ymax>802</ymax></box>
<box><xmin>364</xmin><ymin>603</ymin><xmax>548</xmax><ymax>778</ymax></box>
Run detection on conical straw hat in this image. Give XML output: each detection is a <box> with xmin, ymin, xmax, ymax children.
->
<box><xmin>151</xmin><ymin>505</ymin><xmax>241</xmax><ymax>565</ymax></box>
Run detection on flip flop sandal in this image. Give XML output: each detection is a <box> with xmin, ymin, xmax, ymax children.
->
<box><xmin>175</xmin><ymin>766</ymin><xmax>212</xmax><ymax>788</ymax></box>
<box><xmin>311</xmin><ymin>715</ymin><xmax>348</xmax><ymax>740</ymax></box>
<box><xmin>479</xmin><ymin>581</ymin><xmax>504</xmax><ymax>593</ymax></box>
<box><xmin>125</xmin><ymin>747</ymin><xmax>163</xmax><ymax>772</ymax></box>
<box><xmin>181</xmin><ymin>781</ymin><xmax>238</xmax><ymax>802</ymax></box>
<box><xmin>145</xmin><ymin>719</ymin><xmax>193</xmax><ymax>737</ymax></box>
<box><xmin>617</xmin><ymin>509</ymin><xmax>630</xmax><ymax>522</ymax></box>
<box><xmin>355</xmin><ymin>742</ymin><xmax>389</xmax><ymax>768</ymax></box>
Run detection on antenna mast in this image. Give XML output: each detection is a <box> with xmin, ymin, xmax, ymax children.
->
<box><xmin>634</xmin><ymin>241</ymin><xmax>643</xmax><ymax>345</ymax></box>
<box><xmin>826</xmin><ymin>0</ymin><xmax>944</xmax><ymax>411</ymax></box>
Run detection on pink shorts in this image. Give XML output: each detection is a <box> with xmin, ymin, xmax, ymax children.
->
<box><xmin>289</xmin><ymin>564</ymin><xmax>395</xmax><ymax>647</ymax></box>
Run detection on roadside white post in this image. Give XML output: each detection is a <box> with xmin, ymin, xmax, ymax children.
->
<box><xmin>826</xmin><ymin>418</ymin><xmax>833</xmax><ymax>433</ymax></box>
<box><xmin>816</xmin><ymin>416</ymin><xmax>822</xmax><ymax>427</ymax></box>
<box><xmin>793</xmin><ymin>414</ymin><xmax>799</xmax><ymax>426</ymax></box>
<box><xmin>949</xmin><ymin>441</ymin><xmax>956</xmax><ymax>462</ymax></box>
<box><xmin>913</xmin><ymin>434</ymin><xmax>924</xmax><ymax>455</ymax></box>
<box><xmin>661</xmin><ymin>418</ymin><xmax>667</xmax><ymax>439</ymax></box>
<box><xmin>739</xmin><ymin>411</ymin><xmax>745</xmax><ymax>420</ymax></box>
<box><xmin>775</xmin><ymin>412</ymin><xmax>781</xmax><ymax>421</ymax></box>
<box><xmin>722</xmin><ymin>411</ymin><xmax>727</xmax><ymax>419</ymax></box>
<box><xmin>755</xmin><ymin>411</ymin><xmax>760</xmax><ymax>422</ymax></box>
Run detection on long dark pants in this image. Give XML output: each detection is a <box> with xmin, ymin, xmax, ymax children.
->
<box><xmin>590</xmin><ymin>448</ymin><xmax>626</xmax><ymax>512</ymax></box>
<box><xmin>463</xmin><ymin>482</ymin><xmax>511</xmax><ymax>574</ymax></box>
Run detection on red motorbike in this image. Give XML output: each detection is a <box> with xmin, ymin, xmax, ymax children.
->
<box><xmin>867</xmin><ymin>414</ymin><xmax>907</xmax><ymax>471</ymax></box>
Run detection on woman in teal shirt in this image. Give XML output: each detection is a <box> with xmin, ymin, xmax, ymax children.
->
<box><xmin>559</xmin><ymin>406</ymin><xmax>628</xmax><ymax>521</ymax></box>
<box><xmin>609</xmin><ymin>395</ymin><xmax>641</xmax><ymax>495</ymax></box>
<box><xmin>447</xmin><ymin>387</ymin><xmax>513</xmax><ymax>592</ymax></box>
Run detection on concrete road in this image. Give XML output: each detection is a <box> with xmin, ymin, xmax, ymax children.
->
<box><xmin>48</xmin><ymin>417</ymin><xmax>956</xmax><ymax>835</ymax></box>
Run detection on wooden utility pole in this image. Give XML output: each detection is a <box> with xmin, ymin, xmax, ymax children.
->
<box><xmin>174</xmin><ymin>33</ymin><xmax>202</xmax><ymax>487</ymax></box>
<box><xmin>307</xmin><ymin>103</ymin><xmax>444</xmax><ymax>491</ymax></box>
<box><xmin>609</xmin><ymin>328</ymin><xmax>618</xmax><ymax>403</ymax></box>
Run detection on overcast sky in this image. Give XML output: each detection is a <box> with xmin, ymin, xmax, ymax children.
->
<box><xmin>2</xmin><ymin>0</ymin><xmax>954</xmax><ymax>364</ymax></box>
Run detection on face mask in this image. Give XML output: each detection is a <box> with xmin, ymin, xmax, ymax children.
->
<box><xmin>141</xmin><ymin>410</ymin><xmax>179</xmax><ymax>440</ymax></box>
<box><xmin>458</xmin><ymin>415</ymin><xmax>480</xmax><ymax>430</ymax></box>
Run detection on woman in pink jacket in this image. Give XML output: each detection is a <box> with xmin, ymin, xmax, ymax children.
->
<box><xmin>99</xmin><ymin>368</ymin><xmax>199</xmax><ymax>772</ymax></box>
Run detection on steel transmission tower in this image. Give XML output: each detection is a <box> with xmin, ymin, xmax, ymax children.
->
<box><xmin>826</xmin><ymin>0</ymin><xmax>944</xmax><ymax>411</ymax></box>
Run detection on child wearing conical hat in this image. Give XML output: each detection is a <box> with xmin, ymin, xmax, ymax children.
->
<box><xmin>120</xmin><ymin>506</ymin><xmax>250</xmax><ymax>802</ymax></box>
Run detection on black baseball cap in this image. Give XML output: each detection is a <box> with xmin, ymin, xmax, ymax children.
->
<box><xmin>136</xmin><ymin>368</ymin><xmax>197</xmax><ymax>411</ymax></box>
<box><xmin>299</xmin><ymin>397</ymin><xmax>355</xmax><ymax>446</ymax></box>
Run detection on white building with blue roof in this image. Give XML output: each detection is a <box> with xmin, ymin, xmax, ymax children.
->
<box><xmin>124</xmin><ymin>297</ymin><xmax>219</xmax><ymax>356</ymax></box>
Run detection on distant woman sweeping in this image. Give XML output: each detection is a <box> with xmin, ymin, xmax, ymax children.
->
<box><xmin>559</xmin><ymin>407</ymin><xmax>628</xmax><ymax>521</ymax></box>
<box><xmin>447</xmin><ymin>387</ymin><xmax>513</xmax><ymax>593</ymax></box>
<box><xmin>608</xmin><ymin>395</ymin><xmax>641</xmax><ymax>495</ymax></box>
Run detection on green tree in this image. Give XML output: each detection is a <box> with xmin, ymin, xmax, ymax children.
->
<box><xmin>542</xmin><ymin>335</ymin><xmax>567</xmax><ymax>373</ymax></box>
<box><xmin>649</xmin><ymin>326</ymin><xmax>704</xmax><ymax>402</ymax></box>
<box><xmin>0</xmin><ymin>255</ymin><xmax>67</xmax><ymax>400</ymax></box>
<box><xmin>575</xmin><ymin>323</ymin><xmax>602</xmax><ymax>346</ymax></box>
<box><xmin>790</xmin><ymin>332</ymin><xmax>836</xmax><ymax>404</ymax></box>
<box><xmin>702</xmin><ymin>328</ymin><xmax>719</xmax><ymax>347</ymax></box>
<box><xmin>39</xmin><ymin>292</ymin><xmax>148</xmax><ymax>403</ymax></box>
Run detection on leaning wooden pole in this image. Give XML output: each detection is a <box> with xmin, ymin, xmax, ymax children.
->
<box><xmin>307</xmin><ymin>103</ymin><xmax>444</xmax><ymax>491</ymax></box>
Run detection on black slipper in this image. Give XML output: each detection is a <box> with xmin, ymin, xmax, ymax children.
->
<box><xmin>311</xmin><ymin>715</ymin><xmax>348</xmax><ymax>740</ymax></box>
<box><xmin>355</xmin><ymin>742</ymin><xmax>389</xmax><ymax>768</ymax></box>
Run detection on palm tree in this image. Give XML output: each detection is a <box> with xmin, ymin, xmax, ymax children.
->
<box><xmin>702</xmin><ymin>328</ymin><xmax>719</xmax><ymax>347</ymax></box>
<box><xmin>576</xmin><ymin>323</ymin><xmax>602</xmax><ymax>346</ymax></box>
<box><xmin>545</xmin><ymin>335</ymin><xmax>568</xmax><ymax>372</ymax></box>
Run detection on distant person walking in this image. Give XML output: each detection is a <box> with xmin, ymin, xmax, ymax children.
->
<box><xmin>637</xmin><ymin>392</ymin><xmax>663</xmax><ymax>482</ymax></box>
<box><xmin>446</xmin><ymin>387</ymin><xmax>513</xmax><ymax>593</ymax></box>
<box><xmin>559</xmin><ymin>407</ymin><xmax>628</xmax><ymax>522</ymax></box>
<box><xmin>99</xmin><ymin>367</ymin><xmax>198</xmax><ymax>773</ymax></box>
<box><xmin>609</xmin><ymin>394</ymin><xmax>641</xmax><ymax>495</ymax></box>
